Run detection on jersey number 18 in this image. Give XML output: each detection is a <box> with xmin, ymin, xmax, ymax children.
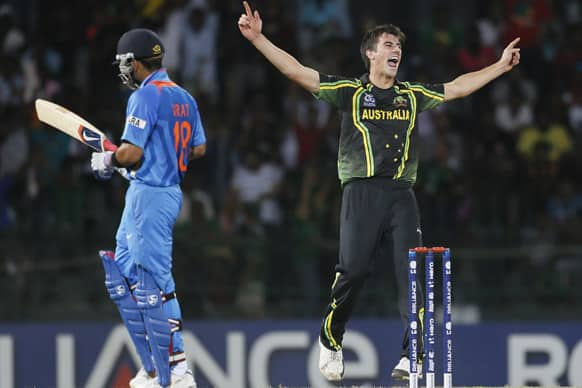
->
<box><xmin>173</xmin><ymin>120</ymin><xmax>192</xmax><ymax>172</ymax></box>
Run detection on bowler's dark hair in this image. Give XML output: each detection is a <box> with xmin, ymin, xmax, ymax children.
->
<box><xmin>360</xmin><ymin>24</ymin><xmax>406</xmax><ymax>70</ymax></box>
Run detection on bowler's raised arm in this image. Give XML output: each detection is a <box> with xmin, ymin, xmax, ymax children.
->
<box><xmin>238</xmin><ymin>1</ymin><xmax>320</xmax><ymax>94</ymax></box>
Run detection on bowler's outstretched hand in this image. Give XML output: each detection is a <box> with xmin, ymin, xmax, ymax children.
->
<box><xmin>499</xmin><ymin>37</ymin><xmax>521</xmax><ymax>72</ymax></box>
<box><xmin>238</xmin><ymin>1</ymin><xmax>262</xmax><ymax>42</ymax></box>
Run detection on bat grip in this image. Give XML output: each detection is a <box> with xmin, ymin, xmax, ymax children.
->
<box><xmin>103</xmin><ymin>139</ymin><xmax>118</xmax><ymax>152</ymax></box>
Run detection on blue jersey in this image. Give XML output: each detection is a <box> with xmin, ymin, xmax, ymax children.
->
<box><xmin>121</xmin><ymin>69</ymin><xmax>206</xmax><ymax>186</ymax></box>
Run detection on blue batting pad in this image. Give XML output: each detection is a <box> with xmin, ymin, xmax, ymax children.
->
<box><xmin>163</xmin><ymin>297</ymin><xmax>184</xmax><ymax>353</ymax></box>
<box><xmin>99</xmin><ymin>250</ymin><xmax>154</xmax><ymax>374</ymax></box>
<box><xmin>135</xmin><ymin>267</ymin><xmax>171</xmax><ymax>387</ymax></box>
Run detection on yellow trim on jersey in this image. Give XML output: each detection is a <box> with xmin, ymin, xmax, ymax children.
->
<box><xmin>403</xmin><ymin>81</ymin><xmax>444</xmax><ymax>101</ymax></box>
<box><xmin>394</xmin><ymin>89</ymin><xmax>417</xmax><ymax>179</ymax></box>
<box><xmin>320</xmin><ymin>79</ymin><xmax>360</xmax><ymax>90</ymax></box>
<box><xmin>352</xmin><ymin>86</ymin><xmax>374</xmax><ymax>176</ymax></box>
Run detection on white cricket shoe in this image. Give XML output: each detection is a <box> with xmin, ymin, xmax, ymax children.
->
<box><xmin>318</xmin><ymin>340</ymin><xmax>344</xmax><ymax>381</ymax></box>
<box><xmin>391</xmin><ymin>356</ymin><xmax>423</xmax><ymax>380</ymax></box>
<box><xmin>145</xmin><ymin>369</ymin><xmax>197</xmax><ymax>388</ymax></box>
<box><xmin>169</xmin><ymin>369</ymin><xmax>197</xmax><ymax>388</ymax></box>
<box><xmin>129</xmin><ymin>367</ymin><xmax>155</xmax><ymax>388</ymax></box>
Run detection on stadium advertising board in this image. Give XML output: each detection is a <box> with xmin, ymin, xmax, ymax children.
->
<box><xmin>0</xmin><ymin>320</ymin><xmax>581</xmax><ymax>387</ymax></box>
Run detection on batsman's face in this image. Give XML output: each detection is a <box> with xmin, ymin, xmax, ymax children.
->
<box><xmin>369</xmin><ymin>33</ymin><xmax>402</xmax><ymax>78</ymax></box>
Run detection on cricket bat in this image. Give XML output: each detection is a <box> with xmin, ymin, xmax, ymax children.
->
<box><xmin>35</xmin><ymin>99</ymin><xmax>118</xmax><ymax>152</ymax></box>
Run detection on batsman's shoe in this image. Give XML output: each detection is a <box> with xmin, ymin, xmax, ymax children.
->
<box><xmin>169</xmin><ymin>369</ymin><xmax>196</xmax><ymax>388</ymax></box>
<box><xmin>318</xmin><ymin>339</ymin><xmax>344</xmax><ymax>381</ymax></box>
<box><xmin>129</xmin><ymin>367</ymin><xmax>155</xmax><ymax>388</ymax></box>
<box><xmin>145</xmin><ymin>369</ymin><xmax>197</xmax><ymax>388</ymax></box>
<box><xmin>391</xmin><ymin>356</ymin><xmax>423</xmax><ymax>380</ymax></box>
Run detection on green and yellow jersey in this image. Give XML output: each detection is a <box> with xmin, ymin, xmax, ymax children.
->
<box><xmin>314</xmin><ymin>73</ymin><xmax>444</xmax><ymax>185</ymax></box>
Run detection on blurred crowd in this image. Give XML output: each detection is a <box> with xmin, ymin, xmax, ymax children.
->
<box><xmin>1</xmin><ymin>0</ymin><xmax>581</xmax><ymax>321</ymax></box>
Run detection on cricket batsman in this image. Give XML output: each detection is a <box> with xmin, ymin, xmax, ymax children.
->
<box><xmin>91</xmin><ymin>28</ymin><xmax>206</xmax><ymax>388</ymax></box>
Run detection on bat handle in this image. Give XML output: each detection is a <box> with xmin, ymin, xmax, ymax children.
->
<box><xmin>103</xmin><ymin>139</ymin><xmax>118</xmax><ymax>152</ymax></box>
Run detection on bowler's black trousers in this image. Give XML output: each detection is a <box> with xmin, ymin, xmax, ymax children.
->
<box><xmin>320</xmin><ymin>176</ymin><xmax>424</xmax><ymax>358</ymax></box>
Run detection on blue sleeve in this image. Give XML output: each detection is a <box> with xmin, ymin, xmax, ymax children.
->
<box><xmin>190</xmin><ymin>99</ymin><xmax>206</xmax><ymax>147</ymax></box>
<box><xmin>121</xmin><ymin>86</ymin><xmax>159</xmax><ymax>149</ymax></box>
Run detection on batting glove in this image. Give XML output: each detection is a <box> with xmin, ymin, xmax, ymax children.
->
<box><xmin>91</xmin><ymin>151</ymin><xmax>114</xmax><ymax>180</ymax></box>
<box><xmin>114</xmin><ymin>167</ymin><xmax>132</xmax><ymax>181</ymax></box>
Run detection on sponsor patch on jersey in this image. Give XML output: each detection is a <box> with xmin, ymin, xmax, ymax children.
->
<box><xmin>363</xmin><ymin>92</ymin><xmax>376</xmax><ymax>107</ymax></box>
<box><xmin>126</xmin><ymin>115</ymin><xmax>147</xmax><ymax>129</ymax></box>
